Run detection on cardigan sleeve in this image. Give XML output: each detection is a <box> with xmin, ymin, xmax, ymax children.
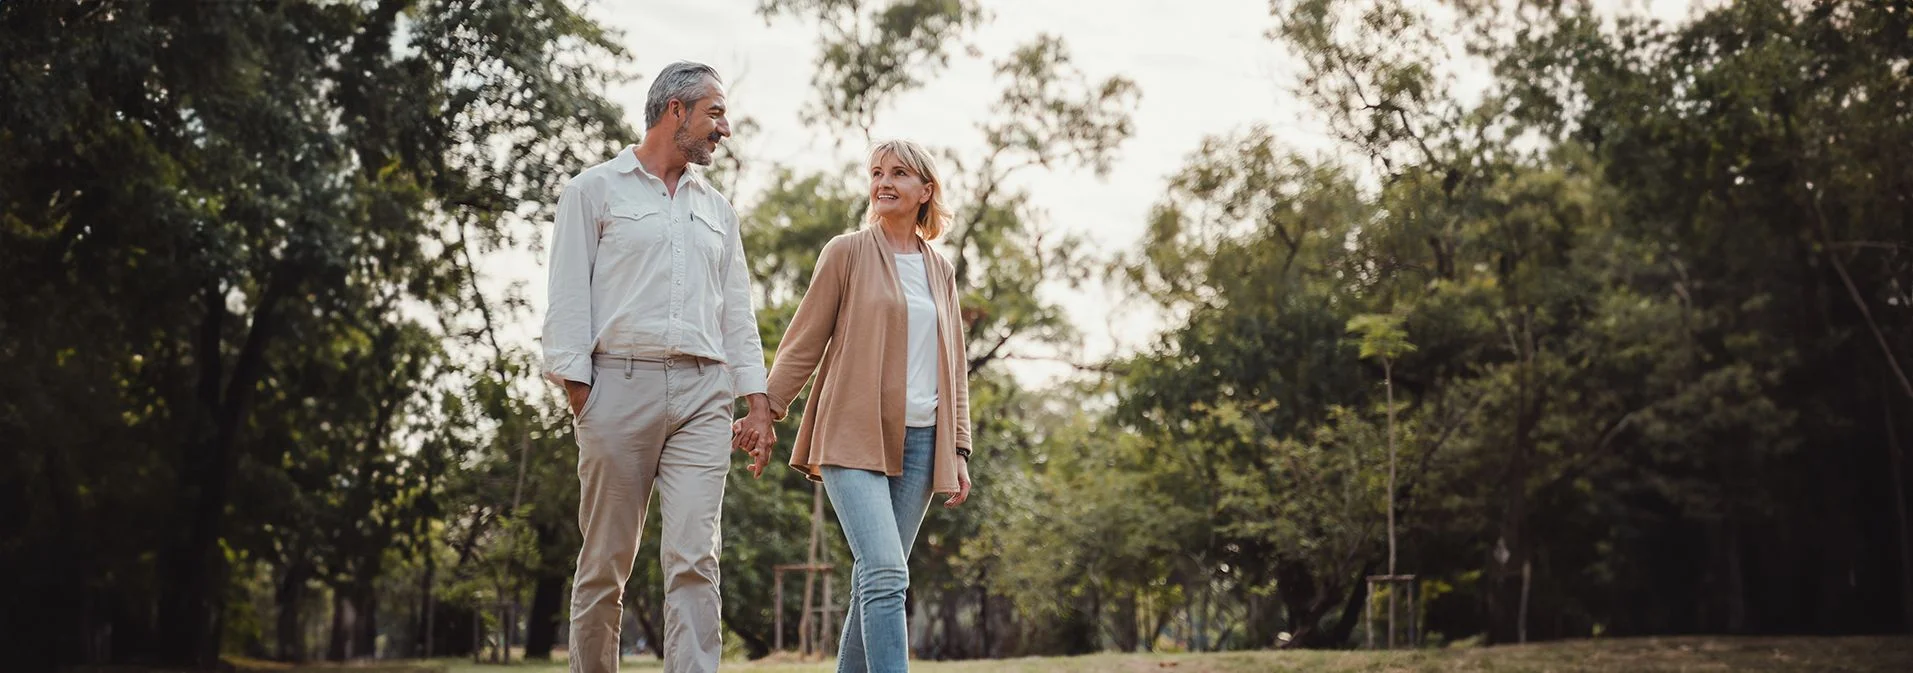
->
<box><xmin>946</xmin><ymin>265</ymin><xmax>972</xmax><ymax>451</ymax></box>
<box><xmin>765</xmin><ymin>235</ymin><xmax>852</xmax><ymax>421</ymax></box>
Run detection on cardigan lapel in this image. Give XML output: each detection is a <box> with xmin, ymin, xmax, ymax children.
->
<box><xmin>925</xmin><ymin>241</ymin><xmax>952</xmax><ymax>332</ymax></box>
<box><xmin>862</xmin><ymin>226</ymin><xmax>903</xmax><ymax>300</ymax></box>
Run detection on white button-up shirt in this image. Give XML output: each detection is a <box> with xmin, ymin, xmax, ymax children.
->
<box><xmin>541</xmin><ymin>145</ymin><xmax>767</xmax><ymax>395</ymax></box>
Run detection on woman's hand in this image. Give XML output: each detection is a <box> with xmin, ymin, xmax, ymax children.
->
<box><xmin>944</xmin><ymin>454</ymin><xmax>971</xmax><ymax>508</ymax></box>
<box><xmin>733</xmin><ymin>413</ymin><xmax>775</xmax><ymax>478</ymax></box>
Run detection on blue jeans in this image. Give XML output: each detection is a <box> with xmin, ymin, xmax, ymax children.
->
<box><xmin>820</xmin><ymin>426</ymin><xmax>936</xmax><ymax>673</ymax></box>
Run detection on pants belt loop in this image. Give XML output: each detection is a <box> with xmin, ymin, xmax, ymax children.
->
<box><xmin>696</xmin><ymin>358</ymin><xmax>705</xmax><ymax>375</ymax></box>
<box><xmin>624</xmin><ymin>355</ymin><xmax>633</xmax><ymax>380</ymax></box>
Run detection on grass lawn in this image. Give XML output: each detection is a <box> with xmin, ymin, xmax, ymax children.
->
<box><xmin>212</xmin><ymin>635</ymin><xmax>1913</xmax><ymax>673</ymax></box>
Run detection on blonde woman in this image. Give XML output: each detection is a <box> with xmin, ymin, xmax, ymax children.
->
<box><xmin>740</xmin><ymin>139</ymin><xmax>973</xmax><ymax>672</ymax></box>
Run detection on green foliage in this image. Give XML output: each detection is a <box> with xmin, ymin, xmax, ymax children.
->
<box><xmin>1345</xmin><ymin>314</ymin><xmax>1415</xmax><ymax>364</ymax></box>
<box><xmin>9</xmin><ymin>0</ymin><xmax>1912</xmax><ymax>667</ymax></box>
<box><xmin>1091</xmin><ymin>0</ymin><xmax>1913</xmax><ymax>649</ymax></box>
<box><xmin>758</xmin><ymin>0</ymin><xmax>987</xmax><ymax>138</ymax></box>
<box><xmin>1</xmin><ymin>0</ymin><xmax>626</xmax><ymax>666</ymax></box>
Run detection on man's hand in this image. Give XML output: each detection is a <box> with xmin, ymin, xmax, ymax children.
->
<box><xmin>732</xmin><ymin>393</ymin><xmax>776</xmax><ymax>478</ymax></box>
<box><xmin>565</xmin><ymin>380</ymin><xmax>592</xmax><ymax>417</ymax></box>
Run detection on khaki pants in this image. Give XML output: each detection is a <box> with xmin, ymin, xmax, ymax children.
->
<box><xmin>569</xmin><ymin>354</ymin><xmax>732</xmax><ymax>673</ymax></box>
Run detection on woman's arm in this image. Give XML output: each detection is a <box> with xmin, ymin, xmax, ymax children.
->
<box><xmin>948</xmin><ymin>273</ymin><xmax>972</xmax><ymax>452</ymax></box>
<box><xmin>765</xmin><ymin>236</ymin><xmax>852</xmax><ymax>421</ymax></box>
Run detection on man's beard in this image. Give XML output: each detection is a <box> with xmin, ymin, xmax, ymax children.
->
<box><xmin>675</xmin><ymin>120</ymin><xmax>717</xmax><ymax>165</ymax></box>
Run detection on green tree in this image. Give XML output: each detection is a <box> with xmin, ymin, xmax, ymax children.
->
<box><xmin>0</xmin><ymin>0</ymin><xmax>628</xmax><ymax>666</ymax></box>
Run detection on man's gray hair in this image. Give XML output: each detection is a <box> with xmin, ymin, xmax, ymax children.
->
<box><xmin>644</xmin><ymin>61</ymin><xmax>721</xmax><ymax>129</ymax></box>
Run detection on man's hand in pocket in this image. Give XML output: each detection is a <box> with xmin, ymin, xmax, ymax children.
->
<box><xmin>565</xmin><ymin>380</ymin><xmax>592</xmax><ymax>416</ymax></box>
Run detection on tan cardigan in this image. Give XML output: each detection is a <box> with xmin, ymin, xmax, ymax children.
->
<box><xmin>766</xmin><ymin>227</ymin><xmax>972</xmax><ymax>495</ymax></box>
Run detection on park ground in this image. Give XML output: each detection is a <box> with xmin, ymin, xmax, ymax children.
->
<box><xmin>191</xmin><ymin>636</ymin><xmax>1913</xmax><ymax>673</ymax></box>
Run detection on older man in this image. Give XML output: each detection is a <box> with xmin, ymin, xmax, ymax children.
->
<box><xmin>542</xmin><ymin>61</ymin><xmax>776</xmax><ymax>673</ymax></box>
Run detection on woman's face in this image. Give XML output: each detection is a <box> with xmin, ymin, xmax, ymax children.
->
<box><xmin>869</xmin><ymin>150</ymin><xmax>931</xmax><ymax>225</ymax></box>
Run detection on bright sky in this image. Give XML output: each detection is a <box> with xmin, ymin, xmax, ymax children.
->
<box><xmin>488</xmin><ymin>0</ymin><xmax>1704</xmax><ymax>388</ymax></box>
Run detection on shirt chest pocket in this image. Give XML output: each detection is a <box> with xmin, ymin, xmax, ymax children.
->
<box><xmin>688</xmin><ymin>207</ymin><xmax>726</xmax><ymax>261</ymax></box>
<box><xmin>601</xmin><ymin>202</ymin><xmax>726</xmax><ymax>263</ymax></box>
<box><xmin>602</xmin><ymin>203</ymin><xmax>668</xmax><ymax>253</ymax></box>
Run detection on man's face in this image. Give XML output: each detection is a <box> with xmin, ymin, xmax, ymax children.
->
<box><xmin>672</xmin><ymin>80</ymin><xmax>730</xmax><ymax>166</ymax></box>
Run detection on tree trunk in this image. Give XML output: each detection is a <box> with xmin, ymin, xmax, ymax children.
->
<box><xmin>524</xmin><ymin>571</ymin><xmax>564</xmax><ymax>660</ymax></box>
<box><xmin>627</xmin><ymin>592</ymin><xmax>664</xmax><ymax>659</ymax></box>
<box><xmin>31</xmin><ymin>425</ymin><xmax>89</xmax><ymax>670</ymax></box>
<box><xmin>1487</xmin><ymin>528</ymin><xmax>1529</xmax><ymax>644</ymax></box>
<box><xmin>1325</xmin><ymin>560</ymin><xmax>1378</xmax><ymax>646</ymax></box>
<box><xmin>1518</xmin><ymin>559</ymin><xmax>1532</xmax><ymax>644</ymax></box>
<box><xmin>159</xmin><ymin>273</ymin><xmax>293</xmax><ymax>667</ymax></box>
<box><xmin>109</xmin><ymin>582</ymin><xmax>159</xmax><ymax>663</ymax></box>
<box><xmin>157</xmin><ymin>286</ymin><xmax>229</xmax><ymax>668</ymax></box>
<box><xmin>721</xmin><ymin>613</ymin><xmax>772</xmax><ymax>660</ymax></box>
<box><xmin>800</xmin><ymin>483</ymin><xmax>822</xmax><ymax>653</ymax></box>
<box><xmin>1489</xmin><ymin>320</ymin><xmax>1541</xmax><ymax>644</ymax></box>
<box><xmin>277</xmin><ymin>560</ymin><xmax>311</xmax><ymax>661</ymax></box>
<box><xmin>353</xmin><ymin>583</ymin><xmax>378</xmax><ymax>659</ymax></box>
<box><xmin>1115</xmin><ymin>591</ymin><xmax>1140</xmax><ymax>652</ymax></box>
<box><xmin>1887</xmin><ymin>383</ymin><xmax>1913</xmax><ymax>634</ymax></box>
<box><xmin>1386</xmin><ymin>359</ymin><xmax>1397</xmax><ymax>578</ymax></box>
<box><xmin>328</xmin><ymin>590</ymin><xmax>351</xmax><ymax>661</ymax></box>
<box><xmin>1727</xmin><ymin>521</ymin><xmax>1747</xmax><ymax>633</ymax></box>
<box><xmin>419</xmin><ymin>546</ymin><xmax>436</xmax><ymax>658</ymax></box>
<box><xmin>940</xmin><ymin>588</ymin><xmax>961</xmax><ymax>658</ymax></box>
<box><xmin>977</xmin><ymin>566</ymin><xmax>991</xmax><ymax>657</ymax></box>
<box><xmin>1193</xmin><ymin>579</ymin><xmax>1208</xmax><ymax>652</ymax></box>
<box><xmin>428</xmin><ymin>601</ymin><xmax>478</xmax><ymax>658</ymax></box>
<box><xmin>1787</xmin><ymin>101</ymin><xmax>1913</xmax><ymax>635</ymax></box>
<box><xmin>1078</xmin><ymin>583</ymin><xmax>1102</xmax><ymax>654</ymax></box>
<box><xmin>1276</xmin><ymin>559</ymin><xmax>1336</xmax><ymax>648</ymax></box>
<box><xmin>1243</xmin><ymin>568</ymin><xmax>1284</xmax><ymax>649</ymax></box>
<box><xmin>1148</xmin><ymin>603</ymin><xmax>1174</xmax><ymax>652</ymax></box>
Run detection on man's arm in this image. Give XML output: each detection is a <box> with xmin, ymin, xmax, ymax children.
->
<box><xmin>543</xmin><ymin>179</ymin><xmax>599</xmax><ymax>412</ymax></box>
<box><xmin>717</xmin><ymin>201</ymin><xmax>768</xmax><ymax>398</ymax></box>
<box><xmin>716</xmin><ymin>200</ymin><xmax>777</xmax><ymax>463</ymax></box>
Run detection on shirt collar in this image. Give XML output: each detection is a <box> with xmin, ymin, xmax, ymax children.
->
<box><xmin>609</xmin><ymin>144</ymin><xmax>642</xmax><ymax>174</ymax></box>
<box><xmin>613</xmin><ymin>144</ymin><xmax>706</xmax><ymax>194</ymax></box>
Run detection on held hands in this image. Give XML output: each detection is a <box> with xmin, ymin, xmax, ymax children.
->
<box><xmin>721</xmin><ymin>390</ymin><xmax>971</xmax><ymax>506</ymax></box>
<box><xmin>732</xmin><ymin>394</ymin><xmax>776</xmax><ymax>478</ymax></box>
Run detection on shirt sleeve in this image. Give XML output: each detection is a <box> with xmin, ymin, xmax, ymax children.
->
<box><xmin>541</xmin><ymin>178</ymin><xmax>599</xmax><ymax>387</ymax></box>
<box><xmin>718</xmin><ymin>199</ymin><xmax>769</xmax><ymax>396</ymax></box>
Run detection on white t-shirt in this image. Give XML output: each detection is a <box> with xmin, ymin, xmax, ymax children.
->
<box><xmin>894</xmin><ymin>253</ymin><xmax>940</xmax><ymax>427</ymax></box>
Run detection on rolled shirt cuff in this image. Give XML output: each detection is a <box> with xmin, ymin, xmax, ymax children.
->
<box><xmin>728</xmin><ymin>365</ymin><xmax>768</xmax><ymax>399</ymax></box>
<box><xmin>543</xmin><ymin>351</ymin><xmax>593</xmax><ymax>387</ymax></box>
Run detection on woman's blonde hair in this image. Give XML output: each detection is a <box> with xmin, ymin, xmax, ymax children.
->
<box><xmin>867</xmin><ymin>139</ymin><xmax>949</xmax><ymax>241</ymax></box>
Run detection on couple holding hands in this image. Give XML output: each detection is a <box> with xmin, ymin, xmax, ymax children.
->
<box><xmin>541</xmin><ymin>61</ymin><xmax>972</xmax><ymax>673</ymax></box>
